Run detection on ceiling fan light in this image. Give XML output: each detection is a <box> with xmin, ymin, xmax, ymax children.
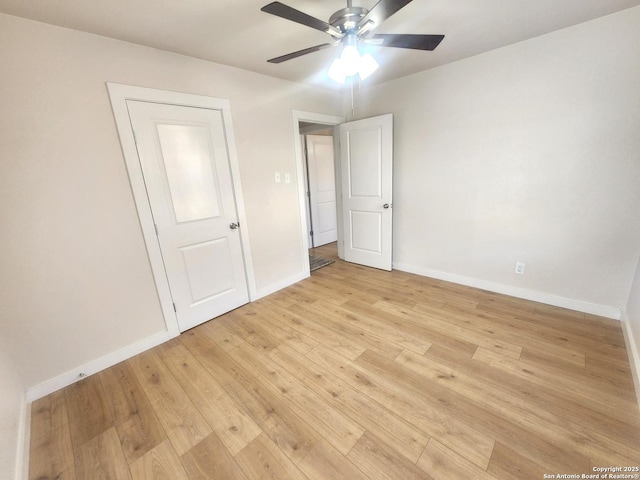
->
<box><xmin>328</xmin><ymin>58</ymin><xmax>347</xmax><ymax>84</ymax></box>
<box><xmin>340</xmin><ymin>45</ymin><xmax>361</xmax><ymax>76</ymax></box>
<box><xmin>358</xmin><ymin>53</ymin><xmax>378</xmax><ymax>80</ymax></box>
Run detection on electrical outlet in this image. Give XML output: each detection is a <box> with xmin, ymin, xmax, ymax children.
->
<box><xmin>515</xmin><ymin>262</ymin><xmax>526</xmax><ymax>275</ymax></box>
<box><xmin>274</xmin><ymin>172</ymin><xmax>281</xmax><ymax>183</ymax></box>
<box><xmin>284</xmin><ymin>173</ymin><xmax>291</xmax><ymax>184</ymax></box>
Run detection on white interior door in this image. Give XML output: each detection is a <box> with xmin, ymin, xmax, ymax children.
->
<box><xmin>340</xmin><ymin>114</ymin><xmax>393</xmax><ymax>271</ymax></box>
<box><xmin>127</xmin><ymin>100</ymin><xmax>249</xmax><ymax>332</ymax></box>
<box><xmin>306</xmin><ymin>134</ymin><xmax>338</xmax><ymax>247</ymax></box>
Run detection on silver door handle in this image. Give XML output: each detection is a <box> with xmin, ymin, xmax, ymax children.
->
<box><xmin>383</xmin><ymin>203</ymin><xmax>390</xmax><ymax>209</ymax></box>
<box><xmin>229</xmin><ymin>222</ymin><xmax>239</xmax><ymax>229</ymax></box>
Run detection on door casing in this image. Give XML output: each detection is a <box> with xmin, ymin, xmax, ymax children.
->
<box><xmin>108</xmin><ymin>83</ymin><xmax>257</xmax><ymax>336</ymax></box>
<box><xmin>292</xmin><ymin>110</ymin><xmax>345</xmax><ymax>266</ymax></box>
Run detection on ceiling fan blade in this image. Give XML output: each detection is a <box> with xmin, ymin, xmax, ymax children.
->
<box><xmin>367</xmin><ymin>33</ymin><xmax>445</xmax><ymax>51</ymax></box>
<box><xmin>261</xmin><ymin>2</ymin><xmax>342</xmax><ymax>37</ymax></box>
<box><xmin>267</xmin><ymin>43</ymin><xmax>335</xmax><ymax>64</ymax></box>
<box><xmin>358</xmin><ymin>0</ymin><xmax>413</xmax><ymax>30</ymax></box>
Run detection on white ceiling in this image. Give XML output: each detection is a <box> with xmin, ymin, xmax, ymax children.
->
<box><xmin>2</xmin><ymin>0</ymin><xmax>639</xmax><ymax>89</ymax></box>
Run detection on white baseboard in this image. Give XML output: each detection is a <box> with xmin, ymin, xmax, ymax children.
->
<box><xmin>16</xmin><ymin>393</ymin><xmax>30</xmax><ymax>480</ymax></box>
<box><xmin>393</xmin><ymin>262</ymin><xmax>622</xmax><ymax>320</ymax></box>
<box><xmin>254</xmin><ymin>270</ymin><xmax>309</xmax><ymax>301</ymax></box>
<box><xmin>621</xmin><ymin>311</ymin><xmax>640</xmax><ymax>412</ymax></box>
<box><xmin>25</xmin><ymin>329</ymin><xmax>176</xmax><ymax>403</ymax></box>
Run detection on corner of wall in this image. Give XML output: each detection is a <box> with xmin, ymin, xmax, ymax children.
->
<box><xmin>254</xmin><ymin>270</ymin><xmax>309</xmax><ymax>301</ymax></box>
<box><xmin>26</xmin><ymin>329</ymin><xmax>175</xmax><ymax>403</ymax></box>
<box><xmin>621</xmin><ymin>310</ymin><xmax>640</xmax><ymax>412</ymax></box>
<box><xmin>16</xmin><ymin>395</ymin><xmax>30</xmax><ymax>480</ymax></box>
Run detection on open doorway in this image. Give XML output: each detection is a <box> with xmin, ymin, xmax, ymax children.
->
<box><xmin>300</xmin><ymin>122</ymin><xmax>338</xmax><ymax>272</ymax></box>
<box><xmin>291</xmin><ymin>110</ymin><xmax>345</xmax><ymax>275</ymax></box>
<box><xmin>300</xmin><ymin>123</ymin><xmax>337</xmax><ymax>249</ymax></box>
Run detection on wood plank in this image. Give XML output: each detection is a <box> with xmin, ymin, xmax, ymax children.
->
<box><xmin>129</xmin><ymin>440</ymin><xmax>189</xmax><ymax>480</ymax></box>
<box><xmin>270</xmin><ymin>344</ymin><xmax>429</xmax><ymax>463</ymax></box>
<box><xmin>30</xmin><ymin>390</ymin><xmax>68</xmax><ymax>441</ymax></box>
<box><xmin>356</xmin><ymin>348</ymin><xmax>590</xmax><ymax>473</ymax></box>
<box><xmin>297</xmin><ymin>437</ymin><xmax>372</xmax><ymax>480</ymax></box>
<box><xmin>218</xmin><ymin>308</ymin><xmax>282</xmax><ymax>353</ymax></box>
<box><xmin>228</xmin><ymin>341</ymin><xmax>364</xmax><ymax>455</ymax></box>
<box><xmin>196</xmin><ymin>320</ymin><xmax>245</xmax><ymax>352</ymax></box>
<box><xmin>235</xmin><ymin>433</ymin><xmax>309</xmax><ymax>480</ymax></box>
<box><xmin>307</xmin><ymin>345</ymin><xmax>494</xmax><ymax>470</ymax></box>
<box><xmin>340</xmin><ymin>298</ymin><xmax>476</xmax><ymax>357</ymax></box>
<box><xmin>99</xmin><ymin>361</ymin><xmax>166</xmax><ymax>464</ymax></box>
<box><xmin>486</xmin><ymin>442</ymin><xmax>548</xmax><ymax>480</ymax></box>
<box><xmin>64</xmin><ymin>374</ymin><xmax>114</xmax><ymax>447</ymax></box>
<box><xmin>472</xmin><ymin>347</ymin><xmax>639</xmax><ymax>422</ymax></box>
<box><xmin>74</xmin><ymin>427</ymin><xmax>132</xmax><ymax>480</ymax></box>
<box><xmin>395</xmin><ymin>348</ymin><xmax>640</xmax><ymax>462</ymax></box>
<box><xmin>427</xmin><ymin>302</ymin><xmax>587</xmax><ymax>367</ymax></box>
<box><xmin>425</xmin><ymin>340</ymin><xmax>640</xmax><ymax>464</ymax></box>
<box><xmin>307</xmin><ymin>299</ymin><xmax>427</xmax><ymax>356</ymax></box>
<box><xmin>219</xmin><ymin>303</ymin><xmax>319</xmax><ymax>355</ymax></box>
<box><xmin>29</xmin><ymin>424</ymin><xmax>76</xmax><ymax>480</ymax></box>
<box><xmin>290</xmin><ymin>299</ymin><xmax>405</xmax><ymax>359</ymax></box>
<box><xmin>158</xmin><ymin>342</ymin><xmax>262</xmax><ymax>455</ymax></box>
<box><xmin>180</xmin><ymin>330</ymin><xmax>320</xmax><ymax>465</ymax></box>
<box><xmin>181</xmin><ymin>433</ymin><xmax>248</xmax><ymax>480</ymax></box>
<box><xmin>129</xmin><ymin>349</ymin><xmax>212</xmax><ymax>455</ymax></box>
<box><xmin>261</xmin><ymin>302</ymin><xmax>366</xmax><ymax>360</ymax></box>
<box><xmin>520</xmin><ymin>347</ymin><xmax>635</xmax><ymax>395</ymax></box>
<box><xmin>417</xmin><ymin>439</ymin><xmax>498</xmax><ymax>480</ymax></box>
<box><xmin>375</xmin><ymin>300</ymin><xmax>523</xmax><ymax>359</ymax></box>
<box><xmin>347</xmin><ymin>431</ymin><xmax>434</xmax><ymax>480</ymax></box>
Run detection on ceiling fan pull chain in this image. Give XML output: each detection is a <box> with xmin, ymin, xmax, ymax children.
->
<box><xmin>351</xmin><ymin>77</ymin><xmax>356</xmax><ymax>117</ymax></box>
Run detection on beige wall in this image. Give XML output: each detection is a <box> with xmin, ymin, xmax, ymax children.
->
<box><xmin>0</xmin><ymin>13</ymin><xmax>342</xmax><ymax>390</ymax></box>
<box><xmin>352</xmin><ymin>7</ymin><xmax>640</xmax><ymax>315</ymax></box>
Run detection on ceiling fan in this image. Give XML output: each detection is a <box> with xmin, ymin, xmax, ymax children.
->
<box><xmin>260</xmin><ymin>0</ymin><xmax>444</xmax><ymax>82</ymax></box>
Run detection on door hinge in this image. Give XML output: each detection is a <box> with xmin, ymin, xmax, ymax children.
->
<box><xmin>310</xmin><ymin>230</ymin><xmax>314</xmax><ymax>236</ymax></box>
<box><xmin>173</xmin><ymin>303</ymin><xmax>177</xmax><ymax>312</ymax></box>
<box><xmin>307</xmin><ymin>191</ymin><xmax>311</xmax><ymax>197</ymax></box>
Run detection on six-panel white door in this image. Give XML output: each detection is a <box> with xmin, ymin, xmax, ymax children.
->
<box><xmin>306</xmin><ymin>134</ymin><xmax>338</xmax><ymax>247</ymax></box>
<box><xmin>127</xmin><ymin>100</ymin><xmax>249</xmax><ymax>332</ymax></box>
<box><xmin>340</xmin><ymin>114</ymin><xmax>393</xmax><ymax>271</ymax></box>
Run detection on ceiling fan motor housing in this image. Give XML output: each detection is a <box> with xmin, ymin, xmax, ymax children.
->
<box><xmin>329</xmin><ymin>7</ymin><xmax>368</xmax><ymax>34</ymax></box>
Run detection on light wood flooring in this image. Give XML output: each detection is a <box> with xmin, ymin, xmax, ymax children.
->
<box><xmin>30</xmin><ymin>243</ymin><xmax>640</xmax><ymax>479</ymax></box>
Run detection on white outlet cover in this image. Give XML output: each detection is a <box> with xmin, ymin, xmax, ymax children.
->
<box><xmin>274</xmin><ymin>172</ymin><xmax>281</xmax><ymax>183</ymax></box>
<box><xmin>284</xmin><ymin>173</ymin><xmax>291</xmax><ymax>184</ymax></box>
<box><xmin>515</xmin><ymin>262</ymin><xmax>526</xmax><ymax>275</ymax></box>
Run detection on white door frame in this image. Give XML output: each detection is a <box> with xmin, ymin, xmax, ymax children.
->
<box><xmin>108</xmin><ymin>83</ymin><xmax>257</xmax><ymax>337</ymax></box>
<box><xmin>291</xmin><ymin>110</ymin><xmax>345</xmax><ymax>266</ymax></box>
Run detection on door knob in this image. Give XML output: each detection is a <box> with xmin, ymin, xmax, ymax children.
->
<box><xmin>383</xmin><ymin>203</ymin><xmax>390</xmax><ymax>209</ymax></box>
<box><xmin>229</xmin><ymin>222</ymin><xmax>239</xmax><ymax>229</ymax></box>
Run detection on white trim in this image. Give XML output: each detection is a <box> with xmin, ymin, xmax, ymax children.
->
<box><xmin>254</xmin><ymin>271</ymin><xmax>310</xmax><ymax>300</ymax></box>
<box><xmin>106</xmin><ymin>83</ymin><xmax>258</xmax><ymax>335</ymax></box>
<box><xmin>16</xmin><ymin>394</ymin><xmax>29</xmax><ymax>480</ymax></box>
<box><xmin>291</xmin><ymin>110</ymin><xmax>345</xmax><ymax>274</ymax></box>
<box><xmin>26</xmin><ymin>330</ymin><xmax>174</xmax><ymax>402</ymax></box>
<box><xmin>621</xmin><ymin>311</ymin><xmax>640</xmax><ymax>412</ymax></box>
<box><xmin>393</xmin><ymin>262</ymin><xmax>623</xmax><ymax>320</ymax></box>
